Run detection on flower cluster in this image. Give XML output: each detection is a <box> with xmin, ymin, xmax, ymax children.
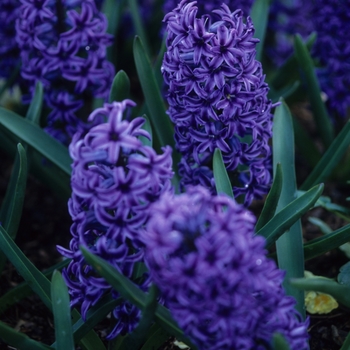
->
<box><xmin>16</xmin><ymin>0</ymin><xmax>114</xmax><ymax>144</ymax></box>
<box><xmin>0</xmin><ymin>0</ymin><xmax>21</xmax><ymax>82</ymax></box>
<box><xmin>162</xmin><ymin>0</ymin><xmax>274</xmax><ymax>206</ymax></box>
<box><xmin>312</xmin><ymin>0</ymin><xmax>350</xmax><ymax>118</ymax></box>
<box><xmin>141</xmin><ymin>186</ymin><xmax>309</xmax><ymax>350</ymax></box>
<box><xmin>57</xmin><ymin>100</ymin><xmax>173</xmax><ymax>338</ymax></box>
<box><xmin>266</xmin><ymin>0</ymin><xmax>313</xmax><ymax>66</ymax></box>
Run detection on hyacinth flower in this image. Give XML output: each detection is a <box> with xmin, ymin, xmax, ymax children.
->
<box><xmin>15</xmin><ymin>0</ymin><xmax>114</xmax><ymax>144</ymax></box>
<box><xmin>57</xmin><ymin>99</ymin><xmax>174</xmax><ymax>338</ymax></box>
<box><xmin>141</xmin><ymin>186</ymin><xmax>309</xmax><ymax>350</ymax></box>
<box><xmin>162</xmin><ymin>0</ymin><xmax>274</xmax><ymax>206</ymax></box>
<box><xmin>311</xmin><ymin>0</ymin><xmax>350</xmax><ymax>118</ymax></box>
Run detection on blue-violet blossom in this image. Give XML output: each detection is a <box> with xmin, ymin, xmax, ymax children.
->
<box><xmin>141</xmin><ymin>186</ymin><xmax>309</xmax><ymax>350</ymax></box>
<box><xmin>162</xmin><ymin>0</ymin><xmax>274</xmax><ymax>206</ymax></box>
<box><xmin>312</xmin><ymin>0</ymin><xmax>350</xmax><ymax>118</ymax></box>
<box><xmin>16</xmin><ymin>0</ymin><xmax>114</xmax><ymax>144</ymax></box>
<box><xmin>57</xmin><ymin>100</ymin><xmax>173</xmax><ymax>338</ymax></box>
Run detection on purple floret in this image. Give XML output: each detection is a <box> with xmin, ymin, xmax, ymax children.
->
<box><xmin>162</xmin><ymin>0</ymin><xmax>274</xmax><ymax>205</ymax></box>
<box><xmin>16</xmin><ymin>0</ymin><xmax>114</xmax><ymax>144</ymax></box>
<box><xmin>141</xmin><ymin>186</ymin><xmax>309</xmax><ymax>350</ymax></box>
<box><xmin>57</xmin><ymin>100</ymin><xmax>173</xmax><ymax>338</ymax></box>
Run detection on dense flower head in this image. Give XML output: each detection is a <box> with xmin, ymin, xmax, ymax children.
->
<box><xmin>16</xmin><ymin>0</ymin><xmax>114</xmax><ymax>144</ymax></box>
<box><xmin>312</xmin><ymin>0</ymin><xmax>350</xmax><ymax>118</ymax></box>
<box><xmin>266</xmin><ymin>0</ymin><xmax>313</xmax><ymax>66</ymax></box>
<box><xmin>57</xmin><ymin>100</ymin><xmax>174</xmax><ymax>338</ymax></box>
<box><xmin>162</xmin><ymin>0</ymin><xmax>274</xmax><ymax>205</ymax></box>
<box><xmin>141</xmin><ymin>186</ymin><xmax>309</xmax><ymax>350</ymax></box>
<box><xmin>0</xmin><ymin>0</ymin><xmax>22</xmax><ymax>82</ymax></box>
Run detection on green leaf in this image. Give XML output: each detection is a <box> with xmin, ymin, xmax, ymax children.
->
<box><xmin>140</xmin><ymin>324</ymin><xmax>170</xmax><ymax>350</ymax></box>
<box><xmin>0</xmin><ymin>320</ymin><xmax>53</xmax><ymax>350</ymax></box>
<box><xmin>340</xmin><ymin>331</ymin><xmax>350</xmax><ymax>350</ymax></box>
<box><xmin>256</xmin><ymin>184</ymin><xmax>324</xmax><ymax>247</ymax></box>
<box><xmin>272</xmin><ymin>333</ymin><xmax>291</xmax><ymax>350</ymax></box>
<box><xmin>0</xmin><ymin>107</ymin><xmax>71</xmax><ymax>176</ymax></box>
<box><xmin>139</xmin><ymin>114</ymin><xmax>153</xmax><ymax>147</ymax></box>
<box><xmin>255</xmin><ymin>163</ymin><xmax>283</xmax><ymax>231</ymax></box>
<box><xmin>0</xmin><ymin>143</ymin><xmax>27</xmax><ymax>239</ymax></box>
<box><xmin>133</xmin><ymin>37</ymin><xmax>176</xmax><ymax>152</ymax></box>
<box><xmin>128</xmin><ymin>0</ymin><xmax>151</xmax><ymax>58</ymax></box>
<box><xmin>0</xmin><ymin>225</ymin><xmax>52</xmax><ymax>310</ymax></box>
<box><xmin>80</xmin><ymin>247</ymin><xmax>198</xmax><ymax>349</ymax></box>
<box><xmin>290</xmin><ymin>277</ymin><xmax>350</xmax><ymax>308</ymax></box>
<box><xmin>213</xmin><ymin>148</ymin><xmax>233</xmax><ymax>198</ymax></box>
<box><xmin>308</xmin><ymin>217</ymin><xmax>332</xmax><ymax>235</ymax></box>
<box><xmin>272</xmin><ymin>100</ymin><xmax>306</xmax><ymax>317</ymax></box>
<box><xmin>250</xmin><ymin>0</ymin><xmax>270</xmax><ymax>62</ymax></box>
<box><xmin>300</xmin><ymin>120</ymin><xmax>350</xmax><ymax>190</ymax></box>
<box><xmin>304</xmin><ymin>223</ymin><xmax>350</xmax><ymax>261</ymax></box>
<box><xmin>338</xmin><ymin>262</ymin><xmax>350</xmax><ymax>287</ymax></box>
<box><xmin>109</xmin><ymin>70</ymin><xmax>130</xmax><ymax>103</ymax></box>
<box><xmin>25</xmin><ymin>81</ymin><xmax>43</xmax><ymax>124</ymax></box>
<box><xmin>294</xmin><ymin>34</ymin><xmax>334</xmax><ymax>148</ymax></box>
<box><xmin>51</xmin><ymin>271</ymin><xmax>74</xmax><ymax>350</ymax></box>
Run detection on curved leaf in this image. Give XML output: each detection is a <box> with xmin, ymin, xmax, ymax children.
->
<box><xmin>255</xmin><ymin>163</ymin><xmax>282</xmax><ymax>231</ymax></box>
<box><xmin>51</xmin><ymin>271</ymin><xmax>74</xmax><ymax>350</ymax></box>
<box><xmin>213</xmin><ymin>148</ymin><xmax>233</xmax><ymax>198</ymax></box>
<box><xmin>109</xmin><ymin>70</ymin><xmax>130</xmax><ymax>102</ymax></box>
<box><xmin>0</xmin><ymin>107</ymin><xmax>71</xmax><ymax>175</ymax></box>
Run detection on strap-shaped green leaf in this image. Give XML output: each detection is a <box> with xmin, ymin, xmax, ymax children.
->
<box><xmin>0</xmin><ymin>320</ymin><xmax>53</xmax><ymax>350</ymax></box>
<box><xmin>340</xmin><ymin>330</ymin><xmax>350</xmax><ymax>350</ymax></box>
<box><xmin>80</xmin><ymin>247</ymin><xmax>198</xmax><ymax>349</ymax></box>
<box><xmin>304</xmin><ymin>223</ymin><xmax>350</xmax><ymax>261</ymax></box>
<box><xmin>109</xmin><ymin>70</ymin><xmax>130</xmax><ymax>103</ymax></box>
<box><xmin>272</xmin><ymin>100</ymin><xmax>307</xmax><ymax>318</ymax></box>
<box><xmin>25</xmin><ymin>80</ymin><xmax>43</xmax><ymax>124</ymax></box>
<box><xmin>300</xmin><ymin>120</ymin><xmax>350</xmax><ymax>190</ymax></box>
<box><xmin>140</xmin><ymin>324</ymin><xmax>170</xmax><ymax>350</ymax></box>
<box><xmin>51</xmin><ymin>271</ymin><xmax>74</xmax><ymax>350</ymax></box>
<box><xmin>255</xmin><ymin>163</ymin><xmax>283</xmax><ymax>232</ymax></box>
<box><xmin>133</xmin><ymin>36</ymin><xmax>176</xmax><ymax>153</ymax></box>
<box><xmin>213</xmin><ymin>148</ymin><xmax>233</xmax><ymax>198</ymax></box>
<box><xmin>128</xmin><ymin>0</ymin><xmax>151</xmax><ymax>58</ymax></box>
<box><xmin>290</xmin><ymin>277</ymin><xmax>350</xmax><ymax>308</ymax></box>
<box><xmin>294</xmin><ymin>34</ymin><xmax>334</xmax><ymax>148</ymax></box>
<box><xmin>250</xmin><ymin>0</ymin><xmax>270</xmax><ymax>62</ymax></box>
<box><xmin>0</xmin><ymin>144</ymin><xmax>27</xmax><ymax>239</ymax></box>
<box><xmin>139</xmin><ymin>114</ymin><xmax>153</xmax><ymax>148</ymax></box>
<box><xmin>0</xmin><ymin>107</ymin><xmax>71</xmax><ymax>175</ymax></box>
<box><xmin>256</xmin><ymin>183</ymin><xmax>324</xmax><ymax>247</ymax></box>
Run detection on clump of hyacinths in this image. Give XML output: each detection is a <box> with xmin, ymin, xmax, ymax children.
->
<box><xmin>141</xmin><ymin>186</ymin><xmax>309</xmax><ymax>349</ymax></box>
<box><xmin>57</xmin><ymin>99</ymin><xmax>173</xmax><ymax>338</ymax></box>
<box><xmin>162</xmin><ymin>0</ymin><xmax>274</xmax><ymax>206</ymax></box>
<box><xmin>16</xmin><ymin>0</ymin><xmax>114</xmax><ymax>144</ymax></box>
